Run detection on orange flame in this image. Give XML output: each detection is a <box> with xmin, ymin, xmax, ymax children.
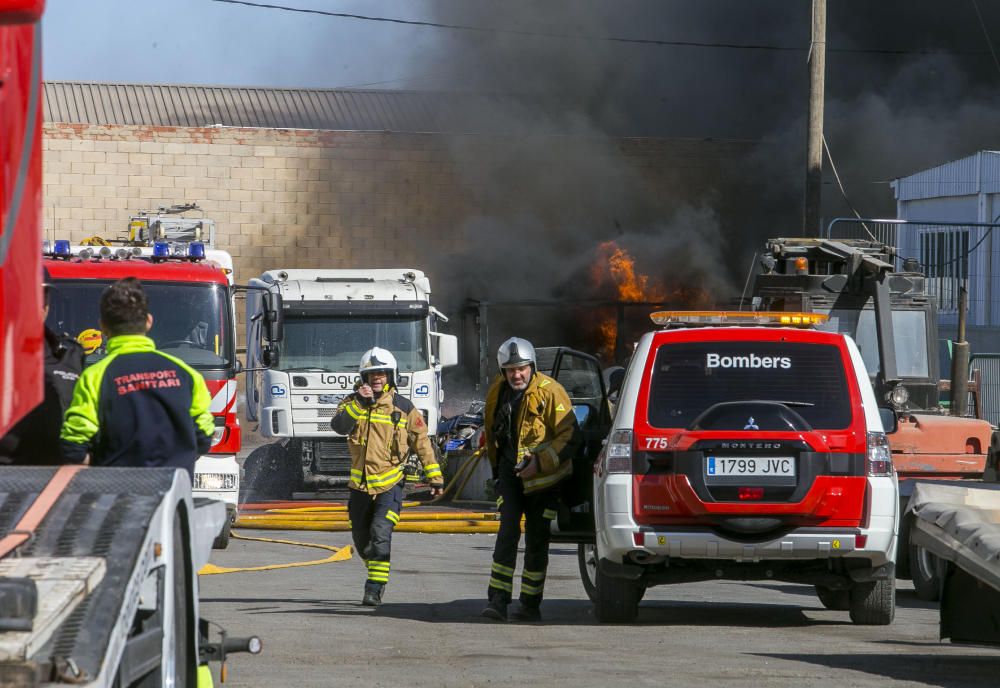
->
<box><xmin>592</xmin><ymin>241</ymin><xmax>667</xmax><ymax>303</ymax></box>
<box><xmin>589</xmin><ymin>241</ymin><xmax>713</xmax><ymax>361</ymax></box>
<box><xmin>591</xmin><ymin>242</ymin><xmax>666</xmax><ymax>360</ymax></box>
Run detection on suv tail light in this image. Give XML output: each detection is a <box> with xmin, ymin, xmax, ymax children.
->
<box><xmin>866</xmin><ymin>431</ymin><xmax>892</xmax><ymax>476</ymax></box>
<box><xmin>604</xmin><ymin>429</ymin><xmax>633</xmax><ymax>473</ymax></box>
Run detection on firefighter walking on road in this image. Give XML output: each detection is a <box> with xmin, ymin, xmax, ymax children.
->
<box><xmin>482</xmin><ymin>337</ymin><xmax>580</xmax><ymax>622</ymax></box>
<box><xmin>331</xmin><ymin>347</ymin><xmax>444</xmax><ymax>607</ymax></box>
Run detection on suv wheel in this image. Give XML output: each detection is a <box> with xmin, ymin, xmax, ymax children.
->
<box><xmin>577</xmin><ymin>544</ymin><xmax>598</xmax><ymax>603</ymax></box>
<box><xmin>594</xmin><ymin>566</ymin><xmax>642</xmax><ymax>623</ymax></box>
<box><xmin>814</xmin><ymin>585</ymin><xmax>849</xmax><ymax>611</ymax></box>
<box><xmin>848</xmin><ymin>577</ymin><xmax>895</xmax><ymax>625</ymax></box>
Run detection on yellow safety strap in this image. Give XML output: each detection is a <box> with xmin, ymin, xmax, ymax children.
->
<box><xmin>521</xmin><ymin>581</ymin><xmax>544</xmax><ymax>595</ymax></box>
<box><xmin>522</xmin><ymin>460</ymin><xmax>572</xmax><ymax>492</ymax></box>
<box><xmin>488</xmin><ymin>577</ymin><xmax>513</xmax><ymax>592</ymax></box>
<box><xmin>491</xmin><ymin>561</ymin><xmax>514</xmax><ymax>576</ymax></box>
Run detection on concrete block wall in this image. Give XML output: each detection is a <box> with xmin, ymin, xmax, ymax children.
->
<box><xmin>42</xmin><ymin>121</ymin><xmax>757</xmax><ymax>348</ymax></box>
<box><xmin>43</xmin><ymin>123</ymin><xmax>473</xmax><ymax>282</ymax></box>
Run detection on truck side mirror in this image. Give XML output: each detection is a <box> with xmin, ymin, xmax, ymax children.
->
<box><xmin>431</xmin><ymin>333</ymin><xmax>458</xmax><ymax>368</ymax></box>
<box><xmin>262</xmin><ymin>293</ymin><xmax>284</xmax><ymax>343</ymax></box>
<box><xmin>878</xmin><ymin>407</ymin><xmax>898</xmax><ymax>434</ymax></box>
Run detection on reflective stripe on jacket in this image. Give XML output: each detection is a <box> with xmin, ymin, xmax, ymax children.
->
<box><xmin>331</xmin><ymin>386</ymin><xmax>442</xmax><ymax>495</ymax></box>
<box><xmin>484</xmin><ymin>372</ymin><xmax>579</xmax><ymax>494</ymax></box>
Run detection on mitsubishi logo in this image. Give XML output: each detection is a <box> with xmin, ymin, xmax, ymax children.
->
<box><xmin>744</xmin><ymin>416</ymin><xmax>760</xmax><ymax>431</ymax></box>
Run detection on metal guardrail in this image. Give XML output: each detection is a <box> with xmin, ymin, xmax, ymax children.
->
<box><xmin>826</xmin><ymin>218</ymin><xmax>899</xmax><ymax>245</ymax></box>
<box><xmin>971</xmin><ymin>353</ymin><xmax>1000</xmax><ymax>427</ymax></box>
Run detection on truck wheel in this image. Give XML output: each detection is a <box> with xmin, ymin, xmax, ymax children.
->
<box><xmin>814</xmin><ymin>585</ymin><xmax>850</xmax><ymax>611</ymax></box>
<box><xmin>848</xmin><ymin>577</ymin><xmax>895</xmax><ymax>625</ymax></box>
<box><xmin>895</xmin><ymin>510</ymin><xmax>912</xmax><ymax>580</ymax></box>
<box><xmin>577</xmin><ymin>544</ymin><xmax>598</xmax><ymax>603</ymax></box>
<box><xmin>909</xmin><ymin>542</ymin><xmax>944</xmax><ymax>601</ymax></box>
<box><xmin>212</xmin><ymin>512</ymin><xmax>233</xmax><ymax>550</ymax></box>
<box><xmin>593</xmin><ymin>565</ymin><xmax>642</xmax><ymax>623</ymax></box>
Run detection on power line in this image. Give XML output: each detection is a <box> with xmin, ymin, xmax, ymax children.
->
<box><xmin>823</xmin><ymin>135</ymin><xmax>877</xmax><ymax>241</ymax></box>
<box><xmin>209</xmin><ymin>0</ymin><xmax>997</xmax><ymax>57</ymax></box>
<box><xmin>972</xmin><ymin>0</ymin><xmax>1000</xmax><ymax>78</ymax></box>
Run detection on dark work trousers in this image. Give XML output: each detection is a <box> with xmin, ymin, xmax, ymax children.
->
<box><xmin>349</xmin><ymin>481</ymin><xmax>404</xmax><ymax>593</ymax></box>
<box><xmin>488</xmin><ymin>468</ymin><xmax>559</xmax><ymax>608</ymax></box>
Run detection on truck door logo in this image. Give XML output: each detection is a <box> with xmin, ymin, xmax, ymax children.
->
<box><xmin>270</xmin><ymin>384</ymin><xmax>287</xmax><ymax>398</ymax></box>
<box><xmin>415</xmin><ymin>384</ymin><xmax>430</xmax><ymax>397</ymax></box>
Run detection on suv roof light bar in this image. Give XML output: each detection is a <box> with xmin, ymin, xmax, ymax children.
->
<box><xmin>649</xmin><ymin>310</ymin><xmax>829</xmax><ymax>328</ymax></box>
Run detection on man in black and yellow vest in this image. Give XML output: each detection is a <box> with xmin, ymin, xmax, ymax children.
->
<box><xmin>60</xmin><ymin>277</ymin><xmax>214</xmax><ymax>475</ymax></box>
<box><xmin>331</xmin><ymin>347</ymin><xmax>444</xmax><ymax>607</ymax></box>
<box><xmin>481</xmin><ymin>337</ymin><xmax>580</xmax><ymax>622</ymax></box>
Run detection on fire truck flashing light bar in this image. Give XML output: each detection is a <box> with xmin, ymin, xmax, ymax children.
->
<box><xmin>44</xmin><ymin>240</ymin><xmax>207</xmax><ymax>261</ymax></box>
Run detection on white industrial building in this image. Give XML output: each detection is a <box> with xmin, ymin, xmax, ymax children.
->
<box><xmin>891</xmin><ymin>150</ymin><xmax>1000</xmax><ymax>351</ymax></box>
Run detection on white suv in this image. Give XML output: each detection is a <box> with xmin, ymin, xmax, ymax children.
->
<box><xmin>586</xmin><ymin>311</ymin><xmax>899</xmax><ymax>624</ymax></box>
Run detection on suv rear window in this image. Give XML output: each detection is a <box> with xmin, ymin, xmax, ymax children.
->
<box><xmin>647</xmin><ymin>341</ymin><xmax>853</xmax><ymax>430</ymax></box>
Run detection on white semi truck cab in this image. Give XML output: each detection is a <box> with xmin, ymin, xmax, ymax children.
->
<box><xmin>245</xmin><ymin>269</ymin><xmax>458</xmax><ymax>491</ymax></box>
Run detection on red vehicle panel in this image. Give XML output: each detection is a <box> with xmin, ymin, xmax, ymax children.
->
<box><xmin>630</xmin><ymin>327</ymin><xmax>871</xmax><ymax>528</ymax></box>
<box><xmin>0</xmin><ymin>6</ymin><xmax>44</xmax><ymax>434</ymax></box>
<box><xmin>45</xmin><ymin>258</ymin><xmax>230</xmax><ymax>286</ymax></box>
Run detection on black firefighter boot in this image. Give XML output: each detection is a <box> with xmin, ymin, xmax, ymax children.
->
<box><xmin>509</xmin><ymin>600</ymin><xmax>542</xmax><ymax>622</ymax></box>
<box><xmin>362</xmin><ymin>582</ymin><xmax>384</xmax><ymax>607</ymax></box>
<box><xmin>481</xmin><ymin>592</ymin><xmax>508</xmax><ymax>622</ymax></box>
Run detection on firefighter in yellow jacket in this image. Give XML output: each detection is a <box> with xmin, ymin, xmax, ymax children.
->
<box><xmin>331</xmin><ymin>347</ymin><xmax>444</xmax><ymax>607</ymax></box>
<box><xmin>481</xmin><ymin>337</ymin><xmax>580</xmax><ymax>622</ymax></box>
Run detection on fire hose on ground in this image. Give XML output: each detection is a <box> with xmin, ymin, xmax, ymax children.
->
<box><xmin>233</xmin><ymin>450</ymin><xmax>514</xmax><ymax>534</ymax></box>
<box><xmin>204</xmin><ymin>453</ymin><xmax>514</xmax><ymax>574</ymax></box>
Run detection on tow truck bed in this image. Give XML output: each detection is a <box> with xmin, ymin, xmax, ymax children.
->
<box><xmin>0</xmin><ymin>467</ymin><xmax>221</xmax><ymax>685</ymax></box>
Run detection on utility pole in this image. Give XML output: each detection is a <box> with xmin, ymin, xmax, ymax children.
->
<box><xmin>803</xmin><ymin>0</ymin><xmax>827</xmax><ymax>236</ymax></box>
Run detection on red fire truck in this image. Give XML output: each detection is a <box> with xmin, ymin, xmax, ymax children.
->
<box><xmin>44</xmin><ymin>240</ymin><xmax>242</xmax><ymax>547</ymax></box>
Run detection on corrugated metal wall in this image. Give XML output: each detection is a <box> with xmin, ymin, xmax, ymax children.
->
<box><xmin>894</xmin><ymin>152</ymin><xmax>1000</xmax><ymax>334</ymax></box>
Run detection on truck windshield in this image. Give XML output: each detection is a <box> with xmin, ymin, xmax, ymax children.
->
<box><xmin>47</xmin><ymin>280</ymin><xmax>233</xmax><ymax>370</ymax></box>
<box><xmin>818</xmin><ymin>308</ymin><xmax>929</xmax><ymax>379</ymax></box>
<box><xmin>279</xmin><ymin>315</ymin><xmax>429</xmax><ymax>372</ymax></box>
<box><xmin>647</xmin><ymin>341</ymin><xmax>852</xmax><ymax>430</ymax></box>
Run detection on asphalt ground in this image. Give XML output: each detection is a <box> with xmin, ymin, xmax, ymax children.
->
<box><xmin>199</xmin><ymin>529</ymin><xmax>999</xmax><ymax>688</ymax></box>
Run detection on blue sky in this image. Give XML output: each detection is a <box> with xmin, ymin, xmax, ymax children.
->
<box><xmin>42</xmin><ymin>0</ymin><xmax>439</xmax><ymax>89</ymax></box>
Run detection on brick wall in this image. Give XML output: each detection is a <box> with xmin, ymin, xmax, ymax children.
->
<box><xmin>43</xmin><ymin>123</ymin><xmax>753</xmax><ymax>289</ymax></box>
<box><xmin>43</xmin><ymin>123</ymin><xmax>475</xmax><ymax>281</ymax></box>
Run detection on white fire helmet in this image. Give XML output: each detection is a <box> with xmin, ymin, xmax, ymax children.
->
<box><xmin>359</xmin><ymin>347</ymin><xmax>398</xmax><ymax>386</ymax></box>
<box><xmin>497</xmin><ymin>337</ymin><xmax>536</xmax><ymax>370</ymax></box>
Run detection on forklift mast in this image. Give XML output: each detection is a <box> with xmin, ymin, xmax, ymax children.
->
<box><xmin>752</xmin><ymin>238</ymin><xmax>940</xmax><ymax>412</ymax></box>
